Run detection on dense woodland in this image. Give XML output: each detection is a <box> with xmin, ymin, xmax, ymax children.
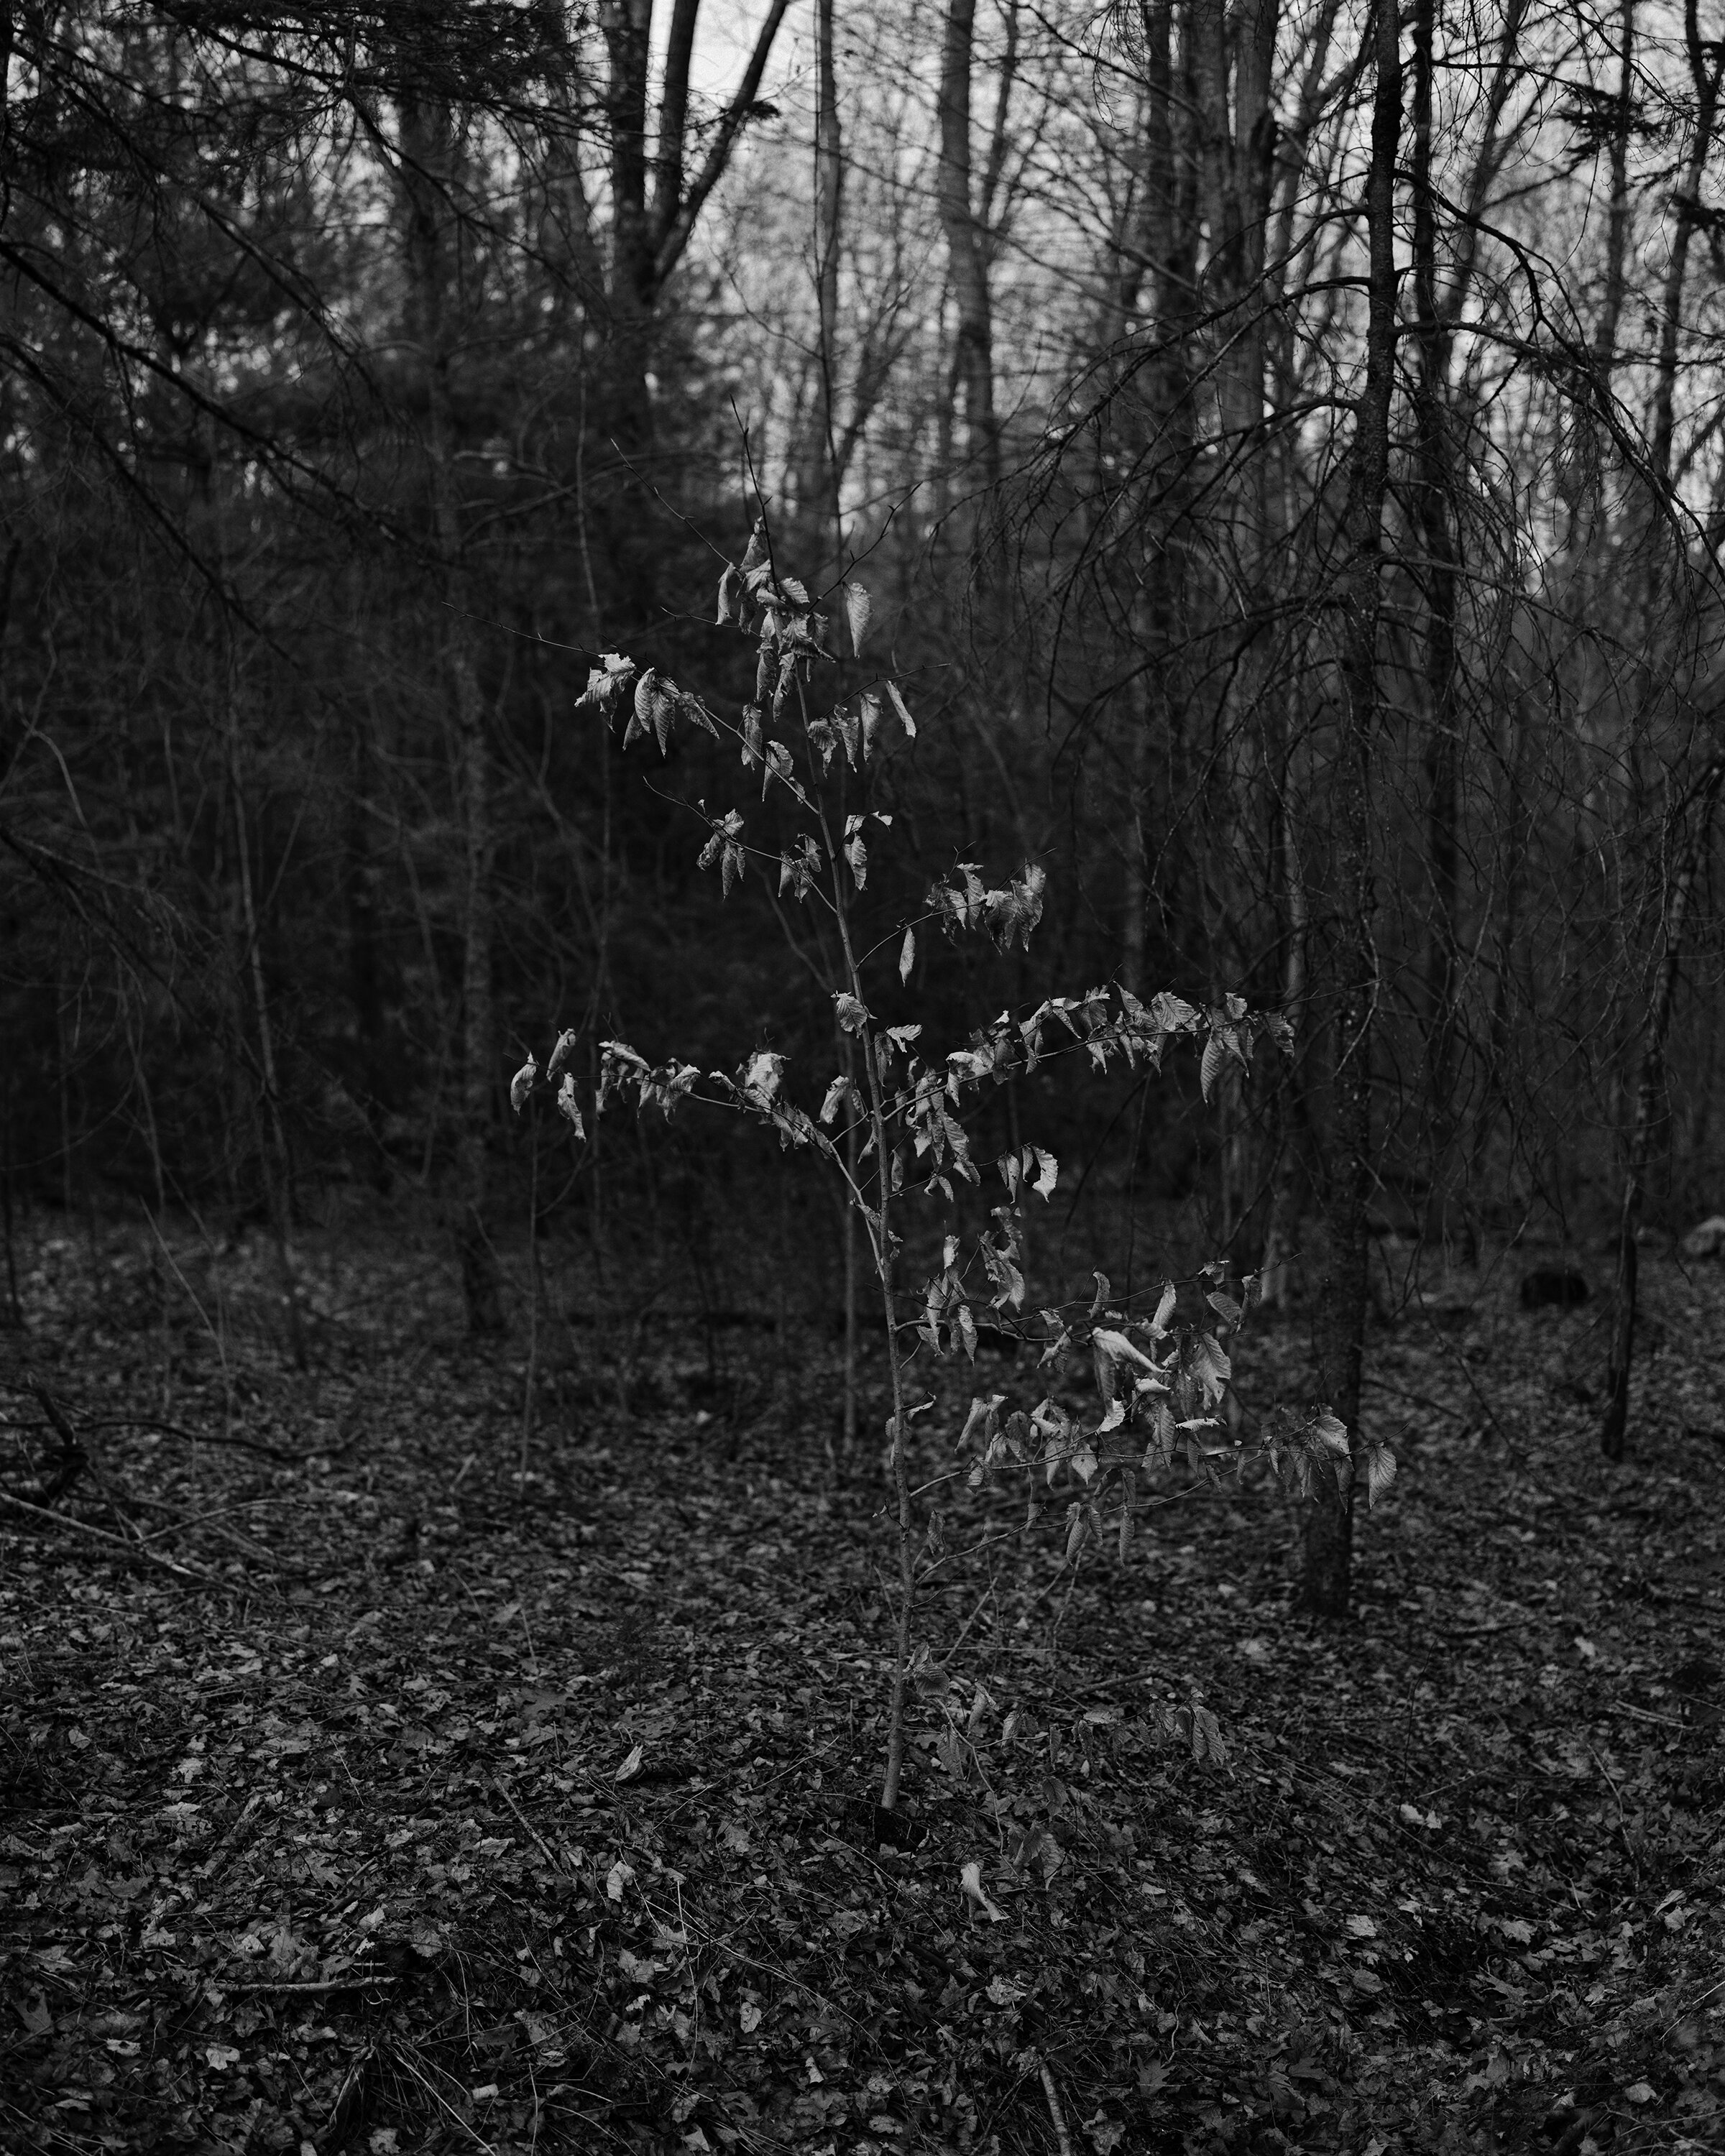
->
<box><xmin>9</xmin><ymin>0</ymin><xmax>1725</xmax><ymax>1442</ymax></box>
<box><xmin>3</xmin><ymin>4</ymin><xmax>1725</xmax><ymax>2153</ymax></box>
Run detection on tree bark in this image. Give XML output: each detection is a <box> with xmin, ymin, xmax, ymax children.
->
<box><xmin>811</xmin><ymin>0</ymin><xmax>845</xmax><ymax>568</ymax></box>
<box><xmin>937</xmin><ymin>0</ymin><xmax>1001</xmax><ymax>497</ymax></box>
<box><xmin>1300</xmin><ymin>0</ymin><xmax>1400</xmax><ymax>1618</ymax></box>
<box><xmin>599</xmin><ymin>0</ymin><xmax>656</xmax><ymax>464</ymax></box>
<box><xmin>600</xmin><ymin>0</ymin><xmax>794</xmax><ymax>457</ymax></box>
<box><xmin>400</xmin><ymin>96</ymin><xmax>507</xmax><ymax>1339</ymax></box>
<box><xmin>1121</xmin><ymin>0</ymin><xmax>1192</xmax><ymax>992</ymax></box>
<box><xmin>1188</xmin><ymin>0</ymin><xmax>1281</xmax><ymax>1263</ymax></box>
<box><xmin>1601</xmin><ymin>754</ymin><xmax>1725</xmax><ymax>1460</ymax></box>
<box><xmin>1592</xmin><ymin>0</ymin><xmax>1636</xmax><ymax>379</ymax></box>
<box><xmin>1411</xmin><ymin>0</ymin><xmax>1461</xmax><ymax>1247</ymax></box>
<box><xmin>1649</xmin><ymin>0</ymin><xmax>1721</xmax><ymax>492</ymax></box>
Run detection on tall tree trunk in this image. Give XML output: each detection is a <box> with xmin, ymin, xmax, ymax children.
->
<box><xmin>599</xmin><ymin>0</ymin><xmax>658</xmax><ymax>619</ymax></box>
<box><xmin>401</xmin><ymin>97</ymin><xmax>507</xmax><ymax>1338</ymax></box>
<box><xmin>226</xmin><ymin>688</ymin><xmax>308</xmax><ymax>1367</ymax></box>
<box><xmin>811</xmin><ymin>0</ymin><xmax>845</xmax><ymax>570</ymax></box>
<box><xmin>937</xmin><ymin>0</ymin><xmax>1001</xmax><ymax>499</ymax></box>
<box><xmin>598</xmin><ymin>0</ymin><xmax>791</xmax><ymax>619</ymax></box>
<box><xmin>1605</xmin><ymin>4</ymin><xmax>1718</xmax><ymax>1418</ymax></box>
<box><xmin>1601</xmin><ymin>755</ymin><xmax>1725</xmax><ymax>1459</ymax></box>
<box><xmin>1411</xmin><ymin>0</ymin><xmax>1461</xmax><ymax>1248</ymax></box>
<box><xmin>1592</xmin><ymin>0</ymin><xmax>1636</xmax><ymax>379</ymax></box>
<box><xmin>1121</xmin><ymin>0</ymin><xmax>1195</xmax><ymax>990</ymax></box>
<box><xmin>346</xmin><ymin>692</ymin><xmax>391</xmax><ymax>1188</ymax></box>
<box><xmin>1257</xmin><ymin>759</ymin><xmax>1310</xmax><ymax>1307</ymax></box>
<box><xmin>1300</xmin><ymin>0</ymin><xmax>1400</xmax><ymax>1618</ymax></box>
<box><xmin>1649</xmin><ymin>0</ymin><xmax>1721</xmax><ymax>493</ymax></box>
<box><xmin>601</xmin><ymin>0</ymin><xmax>655</xmax><ymax>414</ymax></box>
<box><xmin>1467</xmin><ymin>688</ymin><xmax>1530</xmax><ymax>1233</ymax></box>
<box><xmin>1190</xmin><ymin>0</ymin><xmax>1283</xmax><ymax>1263</ymax></box>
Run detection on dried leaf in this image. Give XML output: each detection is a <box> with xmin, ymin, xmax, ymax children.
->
<box><xmin>842</xmin><ymin>581</ymin><xmax>873</xmax><ymax>655</ymax></box>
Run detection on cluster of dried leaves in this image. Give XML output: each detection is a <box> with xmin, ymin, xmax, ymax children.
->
<box><xmin>1</xmin><ymin>1221</ymin><xmax>1722</xmax><ymax>2153</ymax></box>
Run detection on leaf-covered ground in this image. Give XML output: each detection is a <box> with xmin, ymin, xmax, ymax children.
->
<box><xmin>2</xmin><ymin>1220</ymin><xmax>1724</xmax><ymax>2155</ymax></box>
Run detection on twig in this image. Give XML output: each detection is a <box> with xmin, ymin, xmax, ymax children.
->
<box><xmin>0</xmin><ymin>1489</ymin><xmax>224</xmax><ymax>1585</ymax></box>
<box><xmin>89</xmin><ymin>1412</ymin><xmax>297</xmax><ymax>1461</ymax></box>
<box><xmin>1411</xmin><ymin>1766</ymin><xmax>1496</xmax><ymax>1804</ymax></box>
<box><xmin>196</xmin><ymin>1792</ymin><xmax>264</xmax><ymax>1883</ymax></box>
<box><xmin>1587</xmin><ymin>1740</ymin><xmax>1639</xmax><ymax>1881</ymax></box>
<box><xmin>222</xmin><ymin>1973</ymin><xmax>397</xmax><ymax>1995</ymax></box>
<box><xmin>0</xmin><ymin>1401</ymin><xmax>296</xmax><ymax>1460</ymax></box>
<box><xmin>492</xmin><ymin>1777</ymin><xmax>572</xmax><ymax>1879</ymax></box>
<box><xmin>393</xmin><ymin>2042</ymin><xmax>502</xmax><ymax>2152</ymax></box>
<box><xmin>31</xmin><ymin>1384</ymin><xmax>82</xmax><ymax>1454</ymax></box>
<box><xmin>1606</xmin><ymin>1700</ymin><xmax>1685</xmax><ymax>1729</ymax></box>
<box><xmin>939</xmin><ymin>1577</ymin><xmax>1000</xmax><ymax>1667</ymax></box>
<box><xmin>1588</xmin><ymin>1740</ymin><xmax>1628</xmax><ymax>1829</ymax></box>
<box><xmin>101</xmin><ymin>1488</ymin><xmax>298</xmax><ymax>1585</ymax></box>
<box><xmin>1423</xmin><ymin>1322</ymin><xmax>1520</xmax><ymax>1451</ymax></box>
<box><xmin>1036</xmin><ymin>2057</ymin><xmax>1075</xmax><ymax>2156</ymax></box>
<box><xmin>641</xmin><ymin>1892</ymin><xmax>871</xmax><ymax>2040</ymax></box>
<box><xmin>132</xmin><ymin>1492</ymin><xmax>297</xmax><ymax>1549</ymax></box>
<box><xmin>1360</xmin><ymin>1370</ymin><xmax>1471</xmax><ymax>1424</ymax></box>
<box><xmin>143</xmin><ymin>1208</ymin><xmax>237</xmax><ymax>1427</ymax></box>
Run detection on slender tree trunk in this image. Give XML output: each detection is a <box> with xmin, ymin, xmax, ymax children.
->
<box><xmin>1467</xmin><ymin>690</ymin><xmax>1530</xmax><ymax>1232</ymax></box>
<box><xmin>1649</xmin><ymin>2</ymin><xmax>1720</xmax><ymax>493</ymax></box>
<box><xmin>1122</xmin><ymin>0</ymin><xmax>1192</xmax><ymax>990</ymax></box>
<box><xmin>1601</xmin><ymin>755</ymin><xmax>1725</xmax><ymax>1459</ymax></box>
<box><xmin>937</xmin><ymin>0</ymin><xmax>1000</xmax><ymax>499</ymax></box>
<box><xmin>1</xmin><ymin>1065</ymin><xmax>20</xmax><ymax>1327</ymax></box>
<box><xmin>842</xmin><ymin>1048</ymin><xmax>860</xmax><ymax>1468</ymax></box>
<box><xmin>401</xmin><ymin>97</ymin><xmax>506</xmax><ymax>1337</ymax></box>
<box><xmin>346</xmin><ymin>697</ymin><xmax>390</xmax><ymax>1187</ymax></box>
<box><xmin>227</xmin><ymin>699</ymin><xmax>308</xmax><ymax>1368</ymax></box>
<box><xmin>811</xmin><ymin>0</ymin><xmax>845</xmax><ymax>566</ymax></box>
<box><xmin>1187</xmin><ymin>0</ymin><xmax>1280</xmax><ymax>1261</ymax></box>
<box><xmin>1412</xmin><ymin>0</ymin><xmax>1461</xmax><ymax>1248</ymax></box>
<box><xmin>1259</xmin><ymin>726</ymin><xmax>1310</xmax><ymax>1308</ymax></box>
<box><xmin>1605</xmin><ymin>9</ymin><xmax>1716</xmax><ymax>1406</ymax></box>
<box><xmin>1593</xmin><ymin>0</ymin><xmax>1636</xmax><ymax>379</ymax></box>
<box><xmin>1300</xmin><ymin>0</ymin><xmax>1400</xmax><ymax>1618</ymax></box>
<box><xmin>447</xmin><ymin>582</ymin><xmax>505</xmax><ymax>1337</ymax></box>
<box><xmin>598</xmin><ymin>0</ymin><xmax>789</xmax><ymax>619</ymax></box>
<box><xmin>601</xmin><ymin>0</ymin><xmax>655</xmax><ymax>433</ymax></box>
<box><xmin>1121</xmin><ymin>626</ymin><xmax>1151</xmax><ymax>1001</ymax></box>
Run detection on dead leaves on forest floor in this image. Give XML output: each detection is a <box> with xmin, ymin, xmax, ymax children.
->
<box><xmin>1</xmin><ymin>1223</ymin><xmax>1723</xmax><ymax>2155</ymax></box>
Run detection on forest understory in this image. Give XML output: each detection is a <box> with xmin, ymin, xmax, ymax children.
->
<box><xmin>2</xmin><ymin>1217</ymin><xmax>1723</xmax><ymax>2156</ymax></box>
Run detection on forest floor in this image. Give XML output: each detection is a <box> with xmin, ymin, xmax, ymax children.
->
<box><xmin>2</xmin><ymin>1217</ymin><xmax>1724</xmax><ymax>2156</ymax></box>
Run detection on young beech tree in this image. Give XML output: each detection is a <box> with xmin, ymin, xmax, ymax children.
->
<box><xmin>512</xmin><ymin>522</ymin><xmax>1394</xmax><ymax>1828</ymax></box>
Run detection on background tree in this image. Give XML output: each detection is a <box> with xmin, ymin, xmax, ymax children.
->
<box><xmin>6</xmin><ymin>0</ymin><xmax>1725</xmax><ymax>1583</ymax></box>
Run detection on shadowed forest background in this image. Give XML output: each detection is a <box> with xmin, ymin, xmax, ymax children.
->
<box><xmin>10</xmin><ymin>0</ymin><xmax>1725</xmax><ymax>1385</ymax></box>
<box><xmin>3</xmin><ymin>5</ymin><xmax>1725</xmax><ymax>2154</ymax></box>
